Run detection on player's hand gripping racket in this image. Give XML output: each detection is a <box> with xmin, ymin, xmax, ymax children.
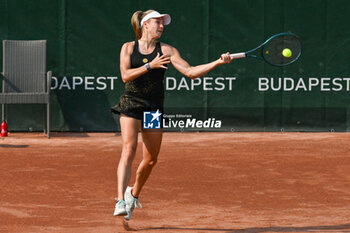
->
<box><xmin>224</xmin><ymin>32</ymin><xmax>302</xmax><ymax>66</ymax></box>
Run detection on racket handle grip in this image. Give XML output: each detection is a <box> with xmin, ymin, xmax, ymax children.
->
<box><xmin>230</xmin><ymin>52</ymin><xmax>246</xmax><ymax>59</ymax></box>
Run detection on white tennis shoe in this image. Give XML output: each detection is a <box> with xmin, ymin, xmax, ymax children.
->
<box><xmin>113</xmin><ymin>199</ymin><xmax>127</xmax><ymax>216</ymax></box>
<box><xmin>124</xmin><ymin>186</ymin><xmax>142</xmax><ymax>220</ymax></box>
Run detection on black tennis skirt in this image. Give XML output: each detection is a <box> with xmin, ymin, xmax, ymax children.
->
<box><xmin>110</xmin><ymin>92</ymin><xmax>164</xmax><ymax>120</ymax></box>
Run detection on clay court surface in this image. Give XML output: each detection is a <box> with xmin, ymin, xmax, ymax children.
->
<box><xmin>1</xmin><ymin>132</ymin><xmax>350</xmax><ymax>233</ymax></box>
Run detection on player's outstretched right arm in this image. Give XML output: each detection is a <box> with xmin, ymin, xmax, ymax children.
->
<box><xmin>162</xmin><ymin>43</ymin><xmax>233</xmax><ymax>79</ymax></box>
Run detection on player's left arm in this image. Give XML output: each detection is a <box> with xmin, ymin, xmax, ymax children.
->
<box><xmin>161</xmin><ymin>43</ymin><xmax>233</xmax><ymax>79</ymax></box>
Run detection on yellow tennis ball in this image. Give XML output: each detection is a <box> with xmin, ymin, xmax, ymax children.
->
<box><xmin>282</xmin><ymin>48</ymin><xmax>292</xmax><ymax>58</ymax></box>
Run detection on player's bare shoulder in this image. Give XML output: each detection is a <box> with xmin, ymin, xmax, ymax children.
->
<box><xmin>160</xmin><ymin>42</ymin><xmax>177</xmax><ymax>56</ymax></box>
<box><xmin>121</xmin><ymin>41</ymin><xmax>135</xmax><ymax>55</ymax></box>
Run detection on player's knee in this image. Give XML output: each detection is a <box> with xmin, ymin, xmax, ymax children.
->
<box><xmin>147</xmin><ymin>158</ymin><xmax>157</xmax><ymax>167</ymax></box>
<box><xmin>122</xmin><ymin>142</ymin><xmax>137</xmax><ymax>154</ymax></box>
<box><xmin>121</xmin><ymin>145</ymin><xmax>137</xmax><ymax>164</ymax></box>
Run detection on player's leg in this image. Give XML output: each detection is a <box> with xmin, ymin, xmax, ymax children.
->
<box><xmin>118</xmin><ymin>114</ymin><xmax>141</xmax><ymax>199</ymax></box>
<box><xmin>134</xmin><ymin>128</ymin><xmax>163</xmax><ymax>196</ymax></box>
<box><xmin>124</xmin><ymin>128</ymin><xmax>163</xmax><ymax>220</ymax></box>
<box><xmin>114</xmin><ymin>114</ymin><xmax>140</xmax><ymax>216</ymax></box>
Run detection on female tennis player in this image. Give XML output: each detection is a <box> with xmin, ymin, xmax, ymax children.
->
<box><xmin>111</xmin><ymin>9</ymin><xmax>233</xmax><ymax>220</ymax></box>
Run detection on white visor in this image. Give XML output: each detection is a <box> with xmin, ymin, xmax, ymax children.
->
<box><xmin>140</xmin><ymin>11</ymin><xmax>171</xmax><ymax>27</ymax></box>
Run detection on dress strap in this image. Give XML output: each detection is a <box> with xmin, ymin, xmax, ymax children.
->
<box><xmin>156</xmin><ymin>42</ymin><xmax>163</xmax><ymax>55</ymax></box>
<box><xmin>133</xmin><ymin>40</ymin><xmax>139</xmax><ymax>53</ymax></box>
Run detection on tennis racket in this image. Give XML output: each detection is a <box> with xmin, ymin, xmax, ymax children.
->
<box><xmin>224</xmin><ymin>32</ymin><xmax>302</xmax><ymax>66</ymax></box>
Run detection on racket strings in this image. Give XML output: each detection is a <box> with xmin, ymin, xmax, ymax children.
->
<box><xmin>262</xmin><ymin>35</ymin><xmax>302</xmax><ymax>66</ymax></box>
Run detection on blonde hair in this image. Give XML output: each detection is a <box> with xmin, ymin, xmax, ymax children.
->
<box><xmin>131</xmin><ymin>10</ymin><xmax>155</xmax><ymax>39</ymax></box>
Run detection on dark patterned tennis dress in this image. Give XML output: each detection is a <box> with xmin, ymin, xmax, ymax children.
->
<box><xmin>111</xmin><ymin>40</ymin><xmax>166</xmax><ymax>120</ymax></box>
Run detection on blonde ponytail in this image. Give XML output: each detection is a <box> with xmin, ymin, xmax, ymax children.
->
<box><xmin>131</xmin><ymin>11</ymin><xmax>143</xmax><ymax>40</ymax></box>
<box><xmin>131</xmin><ymin>10</ymin><xmax>155</xmax><ymax>40</ymax></box>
